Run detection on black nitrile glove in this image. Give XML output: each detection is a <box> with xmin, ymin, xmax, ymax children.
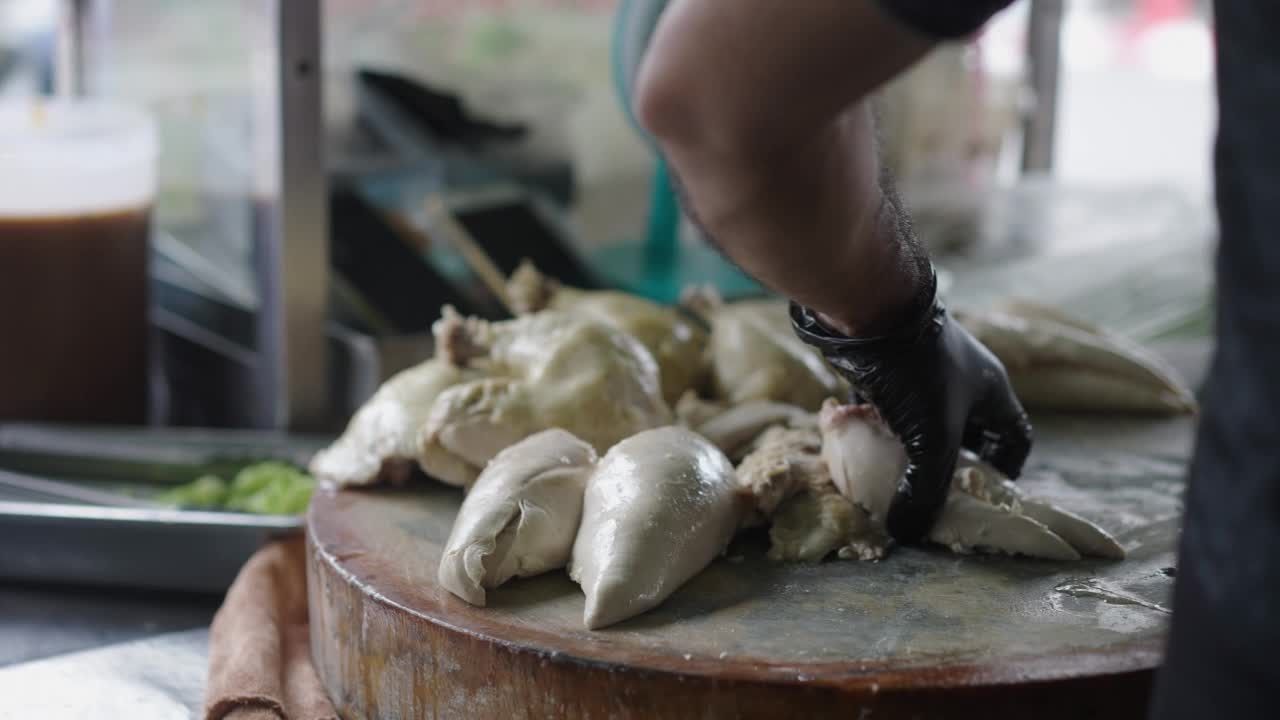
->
<box><xmin>790</xmin><ymin>272</ymin><xmax>1033</xmax><ymax>544</ymax></box>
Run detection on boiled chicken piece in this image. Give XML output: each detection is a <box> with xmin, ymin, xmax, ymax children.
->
<box><xmin>818</xmin><ymin>399</ymin><xmax>1125</xmax><ymax>561</ymax></box>
<box><xmin>438</xmin><ymin>429</ymin><xmax>598</xmax><ymax>606</ymax></box>
<box><xmin>818</xmin><ymin>403</ymin><xmax>902</xmax><ymax>529</ymax></box>
<box><xmin>768</xmin><ymin>489</ymin><xmax>870</xmax><ymax>563</ymax></box>
<box><xmin>992</xmin><ymin>299</ymin><xmax>1104</xmax><ymax>334</ymax></box>
<box><xmin>1017</xmin><ymin>498</ymin><xmax>1127</xmax><ymax>560</ymax></box>
<box><xmin>682</xmin><ymin>289</ymin><xmax>847</xmax><ymax>411</ymax></box>
<box><xmin>419</xmin><ymin>308</ymin><xmax>671</xmax><ymax>487</ymax></box>
<box><xmin>507</xmin><ymin>261</ymin><xmax>708</xmax><ymax>404</ymax></box>
<box><xmin>734</xmin><ymin>425</ymin><xmax>883</xmax><ymax>562</ymax></box>
<box><xmin>310</xmin><ymin>359</ymin><xmax>472</xmax><ymax>487</ymax></box>
<box><xmin>418</xmin><ymin>378</ymin><xmax>541</xmax><ymax>487</ymax></box>
<box><xmin>569</xmin><ymin>427</ymin><xmax>743</xmax><ymax>629</ymax></box>
<box><xmin>700</xmin><ymin>402</ymin><xmax>815</xmax><ymax>462</ymax></box>
<box><xmin>955</xmin><ymin>303</ymin><xmax>1196</xmax><ymax>415</ymax></box>
<box><xmin>676</xmin><ymin>391</ymin><xmax>814</xmax><ymax>461</ymax></box>
<box><xmin>928</xmin><ymin>493</ymin><xmax>1078</xmax><ymax>560</ymax></box>
<box><xmin>946</xmin><ymin>456</ymin><xmax>1123</xmax><ymax>559</ymax></box>
<box><xmin>673</xmin><ymin>390</ymin><xmax>728</xmax><ymax>428</ymax></box>
<box><xmin>929</xmin><ymin>464</ymin><xmax>1079</xmax><ymax>561</ymax></box>
<box><xmin>734</xmin><ymin>426</ymin><xmax>829</xmax><ymax>518</ymax></box>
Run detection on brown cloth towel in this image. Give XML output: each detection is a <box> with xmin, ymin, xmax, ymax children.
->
<box><xmin>203</xmin><ymin>536</ymin><xmax>338</xmax><ymax>720</ymax></box>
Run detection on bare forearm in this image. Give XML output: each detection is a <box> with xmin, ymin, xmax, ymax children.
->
<box><xmin>664</xmin><ymin>102</ymin><xmax>924</xmax><ymax>334</ymax></box>
<box><xmin>636</xmin><ymin>0</ymin><xmax>934</xmax><ymax>334</ymax></box>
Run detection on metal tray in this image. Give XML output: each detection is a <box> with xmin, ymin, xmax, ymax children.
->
<box><xmin>0</xmin><ymin>424</ymin><xmax>330</xmax><ymax>593</ymax></box>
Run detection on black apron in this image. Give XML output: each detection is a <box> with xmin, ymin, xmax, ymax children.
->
<box><xmin>1151</xmin><ymin>2</ymin><xmax>1280</xmax><ymax>717</ymax></box>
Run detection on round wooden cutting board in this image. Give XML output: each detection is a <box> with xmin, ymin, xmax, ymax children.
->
<box><xmin>307</xmin><ymin>416</ymin><xmax>1190</xmax><ymax>720</ymax></box>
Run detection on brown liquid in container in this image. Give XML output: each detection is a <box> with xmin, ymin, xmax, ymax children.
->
<box><xmin>0</xmin><ymin>208</ymin><xmax>150</xmax><ymax>423</ymax></box>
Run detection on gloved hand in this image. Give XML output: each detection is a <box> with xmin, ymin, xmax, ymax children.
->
<box><xmin>791</xmin><ymin>273</ymin><xmax>1033</xmax><ymax>544</ymax></box>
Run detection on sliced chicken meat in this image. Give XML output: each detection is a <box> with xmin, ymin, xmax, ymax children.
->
<box><xmin>734</xmin><ymin>424</ymin><xmax>883</xmax><ymax>562</ymax></box>
<box><xmin>734</xmin><ymin>426</ymin><xmax>829</xmax><ymax>518</ymax></box>
<box><xmin>818</xmin><ymin>398</ymin><xmax>1125</xmax><ymax>561</ymax></box>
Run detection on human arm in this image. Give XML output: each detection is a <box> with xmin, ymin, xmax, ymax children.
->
<box><xmin>634</xmin><ymin>0</ymin><xmax>1030</xmax><ymax>542</ymax></box>
<box><xmin>634</xmin><ymin>0</ymin><xmax>934</xmax><ymax>335</ymax></box>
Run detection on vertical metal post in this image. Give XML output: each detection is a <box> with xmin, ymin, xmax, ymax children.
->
<box><xmin>55</xmin><ymin>0</ymin><xmax>89</xmax><ymax>97</ymax></box>
<box><xmin>1021</xmin><ymin>0</ymin><xmax>1064</xmax><ymax>173</ymax></box>
<box><xmin>252</xmin><ymin>0</ymin><xmax>329</xmax><ymax>430</ymax></box>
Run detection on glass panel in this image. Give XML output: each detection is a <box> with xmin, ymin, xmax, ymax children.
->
<box><xmin>86</xmin><ymin>0</ymin><xmax>259</xmax><ymax>304</ymax></box>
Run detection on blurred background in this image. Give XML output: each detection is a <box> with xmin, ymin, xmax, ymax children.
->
<box><xmin>0</xmin><ymin>0</ymin><xmax>1218</xmax><ymax>432</ymax></box>
<box><xmin>0</xmin><ymin>0</ymin><xmax>1217</xmax><ymax>677</ymax></box>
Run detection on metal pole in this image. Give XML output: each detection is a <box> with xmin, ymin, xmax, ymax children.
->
<box><xmin>252</xmin><ymin>0</ymin><xmax>329</xmax><ymax>430</ymax></box>
<box><xmin>55</xmin><ymin>0</ymin><xmax>88</xmax><ymax>97</ymax></box>
<box><xmin>1021</xmin><ymin>0</ymin><xmax>1064</xmax><ymax>173</ymax></box>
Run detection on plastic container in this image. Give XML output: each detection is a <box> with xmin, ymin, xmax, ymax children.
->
<box><xmin>0</xmin><ymin>99</ymin><xmax>158</xmax><ymax>423</ymax></box>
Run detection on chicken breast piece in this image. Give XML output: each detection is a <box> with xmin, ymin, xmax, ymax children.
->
<box><xmin>569</xmin><ymin>427</ymin><xmax>743</xmax><ymax>629</ymax></box>
<box><xmin>420</xmin><ymin>378</ymin><xmax>540</xmax><ymax>488</ymax></box>
<box><xmin>687</xmin><ymin>293</ymin><xmax>846</xmax><ymax>411</ymax></box>
<box><xmin>438</xmin><ymin>429</ymin><xmax>598</xmax><ymax>606</ymax></box>
<box><xmin>694</xmin><ymin>399</ymin><xmax>814</xmax><ymax>461</ymax></box>
<box><xmin>507</xmin><ymin>261</ymin><xmax>708</xmax><ymax>405</ymax></box>
<box><xmin>420</xmin><ymin>308</ymin><xmax>671</xmax><ymax>487</ymax></box>
<box><xmin>818</xmin><ymin>399</ymin><xmax>1124</xmax><ymax>561</ymax></box>
<box><xmin>955</xmin><ymin>305</ymin><xmax>1196</xmax><ymax>415</ymax></box>
<box><xmin>310</xmin><ymin>359</ymin><xmax>471</xmax><ymax>487</ymax></box>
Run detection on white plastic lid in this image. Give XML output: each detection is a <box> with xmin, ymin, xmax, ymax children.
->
<box><xmin>0</xmin><ymin>99</ymin><xmax>157</xmax><ymax>217</ymax></box>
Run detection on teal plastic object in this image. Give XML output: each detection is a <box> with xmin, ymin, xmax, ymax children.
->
<box><xmin>645</xmin><ymin>157</ymin><xmax>680</xmax><ymax>271</ymax></box>
<box><xmin>611</xmin><ymin>0</ymin><xmax>667</xmax><ymax>143</ymax></box>
<box><xmin>602</xmin><ymin>0</ymin><xmax>761</xmax><ymax>303</ymax></box>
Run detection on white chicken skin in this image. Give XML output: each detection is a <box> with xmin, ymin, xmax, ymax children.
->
<box><xmin>309</xmin><ymin>358</ymin><xmax>474</xmax><ymax>487</ymax></box>
<box><xmin>681</xmin><ymin>290</ymin><xmax>847</xmax><ymax>411</ymax></box>
<box><xmin>569</xmin><ymin>426</ymin><xmax>744</xmax><ymax>629</ymax></box>
<box><xmin>674</xmin><ymin>390</ymin><xmax>814</xmax><ymax>461</ymax></box>
<box><xmin>438</xmin><ymin>429</ymin><xmax>598</xmax><ymax>606</ymax></box>
<box><xmin>507</xmin><ymin>261</ymin><xmax>709</xmax><ymax>405</ymax></box>
<box><xmin>954</xmin><ymin>302</ymin><xmax>1196</xmax><ymax>415</ymax></box>
<box><xmin>419</xmin><ymin>307</ymin><xmax>671</xmax><ymax>488</ymax></box>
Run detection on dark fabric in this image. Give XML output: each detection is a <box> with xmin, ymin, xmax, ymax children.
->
<box><xmin>874</xmin><ymin>0</ymin><xmax>1015</xmax><ymax>39</ymax></box>
<box><xmin>1151</xmin><ymin>1</ymin><xmax>1280</xmax><ymax>717</ymax></box>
